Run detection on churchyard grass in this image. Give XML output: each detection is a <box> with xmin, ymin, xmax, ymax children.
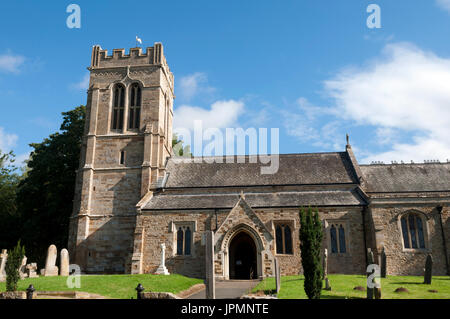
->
<box><xmin>252</xmin><ymin>274</ymin><xmax>450</xmax><ymax>299</ymax></box>
<box><xmin>0</xmin><ymin>274</ymin><xmax>203</xmax><ymax>299</ymax></box>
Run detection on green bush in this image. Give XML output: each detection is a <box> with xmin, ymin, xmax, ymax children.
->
<box><xmin>5</xmin><ymin>240</ymin><xmax>25</xmax><ymax>291</ymax></box>
<box><xmin>299</xmin><ymin>207</ymin><xmax>323</xmax><ymax>299</ymax></box>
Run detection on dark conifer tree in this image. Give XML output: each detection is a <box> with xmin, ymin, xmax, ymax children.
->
<box><xmin>299</xmin><ymin>207</ymin><xmax>323</xmax><ymax>299</ymax></box>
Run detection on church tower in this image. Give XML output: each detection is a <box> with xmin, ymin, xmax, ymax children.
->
<box><xmin>68</xmin><ymin>43</ymin><xmax>174</xmax><ymax>273</ymax></box>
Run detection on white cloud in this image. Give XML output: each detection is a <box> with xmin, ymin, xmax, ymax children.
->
<box><xmin>71</xmin><ymin>73</ymin><xmax>90</xmax><ymax>90</ymax></box>
<box><xmin>0</xmin><ymin>53</ymin><xmax>25</xmax><ymax>73</ymax></box>
<box><xmin>0</xmin><ymin>127</ymin><xmax>18</xmax><ymax>153</ymax></box>
<box><xmin>174</xmin><ymin>100</ymin><xmax>244</xmax><ymax>131</ymax></box>
<box><xmin>436</xmin><ymin>0</ymin><xmax>450</xmax><ymax>13</ymax></box>
<box><xmin>283</xmin><ymin>43</ymin><xmax>450</xmax><ymax>163</ymax></box>
<box><xmin>323</xmin><ymin>42</ymin><xmax>450</xmax><ymax>162</ymax></box>
<box><xmin>178</xmin><ymin>72</ymin><xmax>215</xmax><ymax>101</ymax></box>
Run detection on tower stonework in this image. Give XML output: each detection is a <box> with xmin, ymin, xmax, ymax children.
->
<box><xmin>68</xmin><ymin>44</ymin><xmax>174</xmax><ymax>273</ymax></box>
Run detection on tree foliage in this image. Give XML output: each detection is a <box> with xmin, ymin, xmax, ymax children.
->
<box><xmin>5</xmin><ymin>240</ymin><xmax>25</xmax><ymax>291</ymax></box>
<box><xmin>0</xmin><ymin>151</ymin><xmax>21</xmax><ymax>250</ymax></box>
<box><xmin>16</xmin><ymin>105</ymin><xmax>85</xmax><ymax>266</ymax></box>
<box><xmin>172</xmin><ymin>134</ymin><xmax>192</xmax><ymax>157</ymax></box>
<box><xmin>299</xmin><ymin>207</ymin><xmax>323</xmax><ymax>299</ymax></box>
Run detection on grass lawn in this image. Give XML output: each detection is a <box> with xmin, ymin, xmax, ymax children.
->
<box><xmin>253</xmin><ymin>274</ymin><xmax>450</xmax><ymax>299</ymax></box>
<box><xmin>0</xmin><ymin>274</ymin><xmax>203</xmax><ymax>299</ymax></box>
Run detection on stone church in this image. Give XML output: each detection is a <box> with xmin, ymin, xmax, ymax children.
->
<box><xmin>68</xmin><ymin>43</ymin><xmax>450</xmax><ymax>279</ymax></box>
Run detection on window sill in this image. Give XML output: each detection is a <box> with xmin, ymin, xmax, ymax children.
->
<box><xmin>330</xmin><ymin>253</ymin><xmax>349</xmax><ymax>257</ymax></box>
<box><xmin>173</xmin><ymin>254</ymin><xmax>195</xmax><ymax>259</ymax></box>
<box><xmin>402</xmin><ymin>248</ymin><xmax>428</xmax><ymax>253</ymax></box>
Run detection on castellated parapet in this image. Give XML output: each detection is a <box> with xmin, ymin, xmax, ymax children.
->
<box><xmin>90</xmin><ymin>44</ymin><xmax>174</xmax><ymax>93</ymax></box>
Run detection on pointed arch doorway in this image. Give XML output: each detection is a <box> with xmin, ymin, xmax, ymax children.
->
<box><xmin>229</xmin><ymin>231</ymin><xmax>258</xmax><ymax>279</ymax></box>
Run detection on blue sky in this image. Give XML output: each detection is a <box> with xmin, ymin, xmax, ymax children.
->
<box><xmin>1</xmin><ymin>0</ymin><xmax>450</xmax><ymax>165</ymax></box>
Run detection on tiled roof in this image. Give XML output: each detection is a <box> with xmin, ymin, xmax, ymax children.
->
<box><xmin>164</xmin><ymin>153</ymin><xmax>358</xmax><ymax>188</ymax></box>
<box><xmin>143</xmin><ymin>190</ymin><xmax>365</xmax><ymax>210</ymax></box>
<box><xmin>360</xmin><ymin>163</ymin><xmax>450</xmax><ymax>193</ymax></box>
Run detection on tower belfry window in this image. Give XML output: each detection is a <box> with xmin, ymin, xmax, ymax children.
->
<box><xmin>112</xmin><ymin>84</ymin><xmax>125</xmax><ymax>130</ymax></box>
<box><xmin>128</xmin><ymin>83</ymin><xmax>141</xmax><ymax>129</ymax></box>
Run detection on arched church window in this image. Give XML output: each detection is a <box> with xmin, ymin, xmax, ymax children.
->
<box><xmin>338</xmin><ymin>225</ymin><xmax>346</xmax><ymax>253</ymax></box>
<box><xmin>275</xmin><ymin>224</ymin><xmax>293</xmax><ymax>255</ymax></box>
<box><xmin>128</xmin><ymin>83</ymin><xmax>141</xmax><ymax>129</ymax></box>
<box><xmin>184</xmin><ymin>227</ymin><xmax>191</xmax><ymax>255</ymax></box>
<box><xmin>330</xmin><ymin>223</ymin><xmax>347</xmax><ymax>254</ymax></box>
<box><xmin>177</xmin><ymin>227</ymin><xmax>184</xmax><ymax>255</ymax></box>
<box><xmin>112</xmin><ymin>84</ymin><xmax>125</xmax><ymax>130</ymax></box>
<box><xmin>330</xmin><ymin>225</ymin><xmax>338</xmax><ymax>253</ymax></box>
<box><xmin>400</xmin><ymin>213</ymin><xmax>426</xmax><ymax>249</ymax></box>
<box><xmin>175</xmin><ymin>224</ymin><xmax>193</xmax><ymax>256</ymax></box>
<box><xmin>284</xmin><ymin>225</ymin><xmax>293</xmax><ymax>254</ymax></box>
<box><xmin>276</xmin><ymin>225</ymin><xmax>283</xmax><ymax>254</ymax></box>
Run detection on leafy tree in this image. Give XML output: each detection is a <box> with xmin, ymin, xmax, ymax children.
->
<box><xmin>17</xmin><ymin>105</ymin><xmax>85</xmax><ymax>266</ymax></box>
<box><xmin>5</xmin><ymin>240</ymin><xmax>25</xmax><ymax>291</ymax></box>
<box><xmin>172</xmin><ymin>134</ymin><xmax>192</xmax><ymax>157</ymax></box>
<box><xmin>0</xmin><ymin>151</ymin><xmax>21</xmax><ymax>249</ymax></box>
<box><xmin>299</xmin><ymin>207</ymin><xmax>323</xmax><ymax>299</ymax></box>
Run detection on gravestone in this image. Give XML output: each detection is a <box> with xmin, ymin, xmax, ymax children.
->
<box><xmin>424</xmin><ymin>254</ymin><xmax>433</xmax><ymax>284</ymax></box>
<box><xmin>155</xmin><ymin>243</ymin><xmax>170</xmax><ymax>275</ymax></box>
<box><xmin>60</xmin><ymin>249</ymin><xmax>70</xmax><ymax>276</ymax></box>
<box><xmin>322</xmin><ymin>249</ymin><xmax>328</xmax><ymax>278</ymax></box>
<box><xmin>0</xmin><ymin>250</ymin><xmax>7</xmax><ymax>282</ymax></box>
<box><xmin>323</xmin><ymin>248</ymin><xmax>331</xmax><ymax>290</ymax></box>
<box><xmin>366</xmin><ymin>248</ymin><xmax>375</xmax><ymax>299</ymax></box>
<box><xmin>205</xmin><ymin>231</ymin><xmax>215</xmax><ymax>299</ymax></box>
<box><xmin>380</xmin><ymin>247</ymin><xmax>387</xmax><ymax>278</ymax></box>
<box><xmin>44</xmin><ymin>245</ymin><xmax>58</xmax><ymax>276</ymax></box>
<box><xmin>26</xmin><ymin>263</ymin><xmax>38</xmax><ymax>278</ymax></box>
<box><xmin>19</xmin><ymin>256</ymin><xmax>28</xmax><ymax>279</ymax></box>
<box><xmin>274</xmin><ymin>258</ymin><xmax>281</xmax><ymax>294</ymax></box>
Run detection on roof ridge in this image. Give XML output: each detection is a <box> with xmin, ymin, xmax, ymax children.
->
<box><xmin>169</xmin><ymin>152</ymin><xmax>346</xmax><ymax>162</ymax></box>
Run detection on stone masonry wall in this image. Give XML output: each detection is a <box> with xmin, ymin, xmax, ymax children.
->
<box><xmin>139</xmin><ymin>207</ymin><xmax>366</xmax><ymax>278</ymax></box>
<box><xmin>370</xmin><ymin>205</ymin><xmax>448</xmax><ymax>275</ymax></box>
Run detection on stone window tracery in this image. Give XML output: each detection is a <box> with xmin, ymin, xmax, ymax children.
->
<box><xmin>171</xmin><ymin>222</ymin><xmax>196</xmax><ymax>256</ymax></box>
<box><xmin>275</xmin><ymin>224</ymin><xmax>293</xmax><ymax>255</ymax></box>
<box><xmin>330</xmin><ymin>223</ymin><xmax>347</xmax><ymax>254</ymax></box>
<box><xmin>400</xmin><ymin>212</ymin><xmax>426</xmax><ymax>249</ymax></box>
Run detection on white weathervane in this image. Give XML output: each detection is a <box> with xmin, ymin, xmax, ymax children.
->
<box><xmin>136</xmin><ymin>35</ymin><xmax>142</xmax><ymax>47</ymax></box>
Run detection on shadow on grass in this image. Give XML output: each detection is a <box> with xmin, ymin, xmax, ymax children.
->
<box><xmin>390</xmin><ymin>282</ymin><xmax>425</xmax><ymax>285</ymax></box>
<box><xmin>433</xmin><ymin>277</ymin><xmax>450</xmax><ymax>281</ymax></box>
<box><xmin>321</xmin><ymin>295</ymin><xmax>363</xmax><ymax>300</ymax></box>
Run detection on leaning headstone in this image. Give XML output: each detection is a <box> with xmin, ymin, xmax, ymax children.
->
<box><xmin>424</xmin><ymin>254</ymin><xmax>433</xmax><ymax>284</ymax></box>
<box><xmin>380</xmin><ymin>247</ymin><xmax>387</xmax><ymax>278</ymax></box>
<box><xmin>274</xmin><ymin>258</ymin><xmax>281</xmax><ymax>294</ymax></box>
<box><xmin>366</xmin><ymin>248</ymin><xmax>375</xmax><ymax>299</ymax></box>
<box><xmin>60</xmin><ymin>249</ymin><xmax>70</xmax><ymax>276</ymax></box>
<box><xmin>26</xmin><ymin>263</ymin><xmax>38</xmax><ymax>278</ymax></box>
<box><xmin>205</xmin><ymin>231</ymin><xmax>215</xmax><ymax>299</ymax></box>
<box><xmin>155</xmin><ymin>244</ymin><xmax>170</xmax><ymax>275</ymax></box>
<box><xmin>44</xmin><ymin>245</ymin><xmax>58</xmax><ymax>276</ymax></box>
<box><xmin>19</xmin><ymin>256</ymin><xmax>28</xmax><ymax>279</ymax></box>
<box><xmin>0</xmin><ymin>249</ymin><xmax>7</xmax><ymax>282</ymax></box>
